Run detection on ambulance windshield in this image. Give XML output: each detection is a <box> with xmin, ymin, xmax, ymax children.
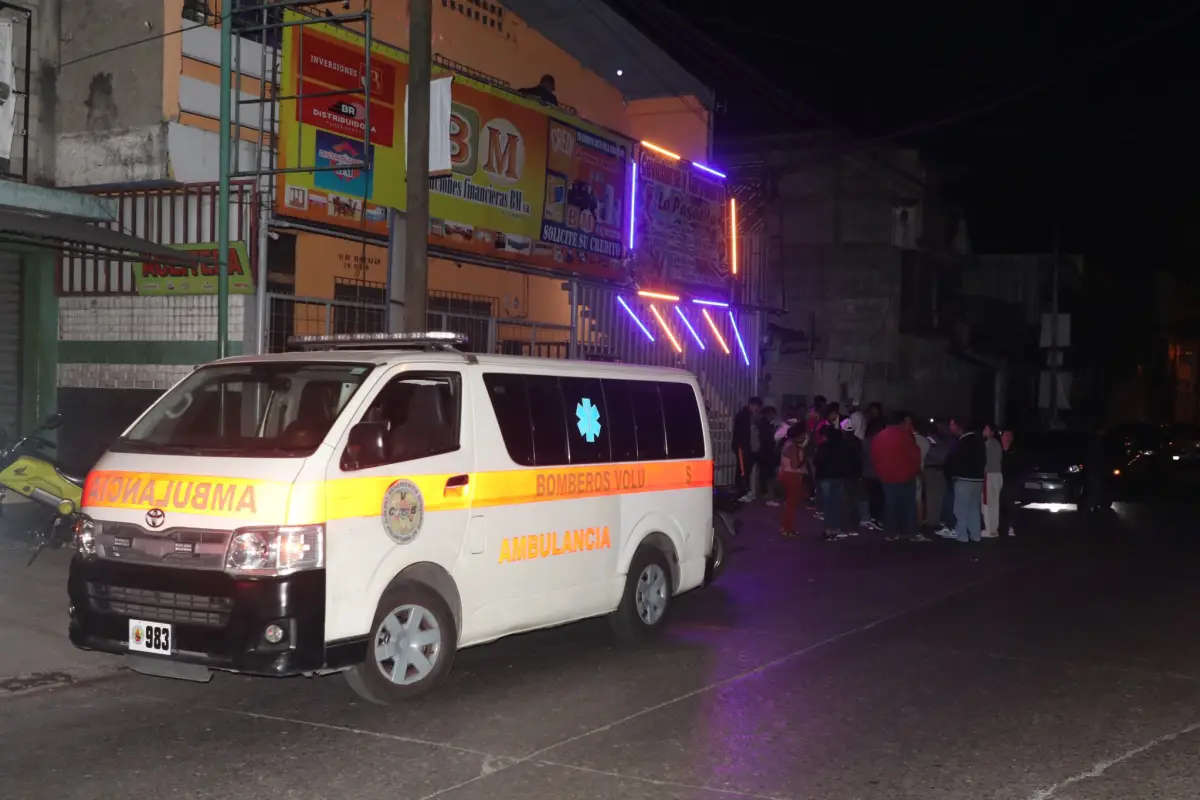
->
<box><xmin>112</xmin><ymin>362</ymin><xmax>372</xmax><ymax>457</ymax></box>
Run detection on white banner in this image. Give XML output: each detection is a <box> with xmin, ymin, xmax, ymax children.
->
<box><xmin>404</xmin><ymin>75</ymin><xmax>454</xmax><ymax>176</ymax></box>
<box><xmin>0</xmin><ymin>20</ymin><xmax>16</xmax><ymax>161</ymax></box>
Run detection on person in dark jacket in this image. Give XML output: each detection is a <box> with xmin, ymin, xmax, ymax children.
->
<box><xmin>731</xmin><ymin>397</ymin><xmax>764</xmax><ymax>499</ymax></box>
<box><xmin>814</xmin><ymin>403</ymin><xmax>856</xmax><ymax>539</ymax></box>
<box><xmin>946</xmin><ymin>417</ymin><xmax>987</xmax><ymax>543</ymax></box>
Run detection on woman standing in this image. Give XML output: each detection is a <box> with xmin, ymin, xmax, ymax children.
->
<box><xmin>981</xmin><ymin>424</ymin><xmax>1004</xmax><ymax>538</ymax></box>
<box><xmin>998</xmin><ymin>429</ymin><xmax>1017</xmax><ymax>536</ymax></box>
<box><xmin>779</xmin><ymin>425</ymin><xmax>810</xmax><ymax>537</ymax></box>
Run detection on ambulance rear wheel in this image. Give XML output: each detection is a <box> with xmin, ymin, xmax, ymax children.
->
<box><xmin>609</xmin><ymin>545</ymin><xmax>673</xmax><ymax>642</ymax></box>
<box><xmin>345</xmin><ymin>582</ymin><xmax>457</xmax><ymax>704</ymax></box>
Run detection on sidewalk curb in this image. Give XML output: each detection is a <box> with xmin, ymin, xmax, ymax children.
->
<box><xmin>0</xmin><ymin>665</ymin><xmax>126</xmax><ymax>701</ymax></box>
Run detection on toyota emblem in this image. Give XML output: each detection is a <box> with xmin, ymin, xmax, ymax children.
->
<box><xmin>145</xmin><ymin>508</ymin><xmax>166</xmax><ymax>529</ymax></box>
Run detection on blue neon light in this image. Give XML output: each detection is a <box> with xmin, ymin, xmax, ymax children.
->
<box><xmin>674</xmin><ymin>305</ymin><xmax>705</xmax><ymax>350</ymax></box>
<box><xmin>617</xmin><ymin>296</ymin><xmax>654</xmax><ymax>341</ymax></box>
<box><xmin>628</xmin><ymin>162</ymin><xmax>638</xmax><ymax>250</ymax></box>
<box><xmin>693</xmin><ymin>162</ymin><xmax>727</xmax><ymax>179</ymax></box>
<box><xmin>728</xmin><ymin>310</ymin><xmax>750</xmax><ymax>366</ymax></box>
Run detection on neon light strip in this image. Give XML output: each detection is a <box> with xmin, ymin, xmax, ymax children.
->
<box><xmin>649</xmin><ymin>305</ymin><xmax>682</xmax><ymax>353</ymax></box>
<box><xmin>728</xmin><ymin>310</ymin><xmax>750</xmax><ymax>366</ymax></box>
<box><xmin>692</xmin><ymin>298</ymin><xmax>730</xmax><ymax>308</ymax></box>
<box><xmin>693</xmin><ymin>162</ymin><xmax>727</xmax><ymax>179</ymax></box>
<box><xmin>640</xmin><ymin>140</ymin><xmax>681</xmax><ymax>160</ymax></box>
<box><xmin>730</xmin><ymin>198</ymin><xmax>738</xmax><ymax>276</ymax></box>
<box><xmin>637</xmin><ymin>290</ymin><xmax>680</xmax><ymax>301</ymax></box>
<box><xmin>674</xmin><ymin>305</ymin><xmax>705</xmax><ymax>350</ymax></box>
<box><xmin>701</xmin><ymin>308</ymin><xmax>730</xmax><ymax>354</ymax></box>
<box><xmin>617</xmin><ymin>296</ymin><xmax>654</xmax><ymax>341</ymax></box>
<box><xmin>628</xmin><ymin>162</ymin><xmax>637</xmax><ymax>250</ymax></box>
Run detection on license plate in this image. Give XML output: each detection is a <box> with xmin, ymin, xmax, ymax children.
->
<box><xmin>129</xmin><ymin>619</ymin><xmax>173</xmax><ymax>655</ymax></box>
<box><xmin>1024</xmin><ymin>481</ymin><xmax>1043</xmax><ymax>489</ymax></box>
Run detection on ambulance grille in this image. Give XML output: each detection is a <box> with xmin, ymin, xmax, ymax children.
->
<box><xmin>87</xmin><ymin>584</ymin><xmax>233</xmax><ymax>628</ymax></box>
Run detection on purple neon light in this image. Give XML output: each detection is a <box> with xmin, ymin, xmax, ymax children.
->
<box><xmin>618</xmin><ymin>296</ymin><xmax>654</xmax><ymax>341</ymax></box>
<box><xmin>674</xmin><ymin>305</ymin><xmax>705</xmax><ymax>350</ymax></box>
<box><xmin>693</xmin><ymin>162</ymin><xmax>727</xmax><ymax>179</ymax></box>
<box><xmin>627</xmin><ymin>162</ymin><xmax>638</xmax><ymax>250</ymax></box>
<box><xmin>728</xmin><ymin>310</ymin><xmax>750</xmax><ymax>366</ymax></box>
<box><xmin>692</xmin><ymin>298</ymin><xmax>729</xmax><ymax>308</ymax></box>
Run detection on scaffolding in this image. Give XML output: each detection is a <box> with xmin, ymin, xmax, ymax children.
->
<box><xmin>213</xmin><ymin>0</ymin><xmax>382</xmax><ymax>355</ymax></box>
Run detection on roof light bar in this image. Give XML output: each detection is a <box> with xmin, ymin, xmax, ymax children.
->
<box><xmin>674</xmin><ymin>305</ymin><xmax>705</xmax><ymax>350</ymax></box>
<box><xmin>637</xmin><ymin>290</ymin><xmax>680</xmax><ymax>302</ymax></box>
<box><xmin>640</xmin><ymin>140</ymin><xmax>681</xmax><ymax>160</ymax></box>
<box><xmin>288</xmin><ymin>331</ymin><xmax>467</xmax><ymax>350</ymax></box>
<box><xmin>728</xmin><ymin>310</ymin><xmax>750</xmax><ymax>366</ymax></box>
<box><xmin>617</xmin><ymin>296</ymin><xmax>654</xmax><ymax>341</ymax></box>
<box><xmin>649</xmin><ymin>305</ymin><xmax>682</xmax><ymax>353</ymax></box>
<box><xmin>701</xmin><ymin>308</ymin><xmax>730</xmax><ymax>354</ymax></box>
<box><xmin>693</xmin><ymin>162</ymin><xmax>727</xmax><ymax>179</ymax></box>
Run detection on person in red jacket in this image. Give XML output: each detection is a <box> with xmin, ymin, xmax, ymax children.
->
<box><xmin>870</xmin><ymin>410</ymin><xmax>928</xmax><ymax>542</ymax></box>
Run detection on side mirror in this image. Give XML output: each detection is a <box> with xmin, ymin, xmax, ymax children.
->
<box><xmin>341</xmin><ymin>421</ymin><xmax>388</xmax><ymax>471</ymax></box>
<box><xmin>43</xmin><ymin>413</ymin><xmax>63</xmax><ymax>429</ymax></box>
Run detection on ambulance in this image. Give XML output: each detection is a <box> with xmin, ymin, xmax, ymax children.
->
<box><xmin>68</xmin><ymin>332</ymin><xmax>719</xmax><ymax>703</ymax></box>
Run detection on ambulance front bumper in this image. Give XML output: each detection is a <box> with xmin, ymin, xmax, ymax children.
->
<box><xmin>67</xmin><ymin>557</ymin><xmax>366</xmax><ymax>676</ymax></box>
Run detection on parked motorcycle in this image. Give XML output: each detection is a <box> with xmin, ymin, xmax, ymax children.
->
<box><xmin>706</xmin><ymin>485</ymin><xmax>744</xmax><ymax>584</ymax></box>
<box><xmin>0</xmin><ymin>414</ymin><xmax>87</xmax><ymax>564</ymax></box>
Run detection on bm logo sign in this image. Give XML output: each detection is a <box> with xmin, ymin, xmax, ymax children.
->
<box><xmin>449</xmin><ymin>102</ymin><xmax>524</xmax><ymax>185</ymax></box>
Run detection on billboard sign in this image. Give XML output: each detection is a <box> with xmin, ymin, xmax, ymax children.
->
<box><xmin>134</xmin><ymin>242</ymin><xmax>254</xmax><ymax>296</ymax></box>
<box><xmin>630</xmin><ymin>147</ymin><xmax>730</xmax><ymax>291</ymax></box>
<box><xmin>276</xmin><ymin>11</ymin><xmax>632</xmax><ymax>279</ymax></box>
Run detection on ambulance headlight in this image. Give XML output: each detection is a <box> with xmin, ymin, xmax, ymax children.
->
<box><xmin>224</xmin><ymin>525</ymin><xmax>324</xmax><ymax>576</ymax></box>
<box><xmin>73</xmin><ymin>516</ymin><xmax>96</xmax><ymax>559</ymax></box>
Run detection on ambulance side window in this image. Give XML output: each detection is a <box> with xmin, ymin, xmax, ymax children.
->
<box><xmin>352</xmin><ymin>372</ymin><xmax>461</xmax><ymax>466</ymax></box>
<box><xmin>628</xmin><ymin>381</ymin><xmax>668</xmax><ymax>461</ymax></box>
<box><xmin>658</xmin><ymin>382</ymin><xmax>706</xmax><ymax>459</ymax></box>
<box><xmin>560</xmin><ymin>376</ymin><xmax>611</xmax><ymax>464</ymax></box>
<box><xmin>600</xmin><ymin>380</ymin><xmax>638</xmax><ymax>462</ymax></box>
<box><xmin>525</xmin><ymin>375</ymin><xmax>570</xmax><ymax>466</ymax></box>
<box><xmin>482</xmin><ymin>373</ymin><xmax>535</xmax><ymax>466</ymax></box>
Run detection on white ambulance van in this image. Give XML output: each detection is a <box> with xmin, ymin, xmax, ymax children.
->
<box><xmin>68</xmin><ymin>332</ymin><xmax>719</xmax><ymax>702</ymax></box>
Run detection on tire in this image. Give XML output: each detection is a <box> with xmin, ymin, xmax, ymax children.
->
<box><xmin>609</xmin><ymin>544</ymin><xmax>673</xmax><ymax>642</ymax></box>
<box><xmin>705</xmin><ymin>513</ymin><xmax>733</xmax><ymax>585</ymax></box>
<box><xmin>344</xmin><ymin>581</ymin><xmax>457</xmax><ymax>704</ymax></box>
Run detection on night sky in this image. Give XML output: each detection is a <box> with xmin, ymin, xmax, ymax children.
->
<box><xmin>607</xmin><ymin>0</ymin><xmax>1200</xmax><ymax>403</ymax></box>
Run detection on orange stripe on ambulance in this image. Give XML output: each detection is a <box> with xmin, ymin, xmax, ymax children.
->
<box><xmin>498</xmin><ymin>526</ymin><xmax>612</xmax><ymax>564</ymax></box>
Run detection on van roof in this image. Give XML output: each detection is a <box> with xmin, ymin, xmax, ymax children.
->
<box><xmin>211</xmin><ymin>349</ymin><xmax>697</xmax><ymax>380</ymax></box>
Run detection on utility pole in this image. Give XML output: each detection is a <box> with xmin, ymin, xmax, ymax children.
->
<box><xmin>403</xmin><ymin>0</ymin><xmax>432</xmax><ymax>333</ymax></box>
<box><xmin>215</xmin><ymin>1</ymin><xmax>233</xmax><ymax>358</ymax></box>
<box><xmin>1049</xmin><ymin>229</ymin><xmax>1061</xmax><ymax>428</ymax></box>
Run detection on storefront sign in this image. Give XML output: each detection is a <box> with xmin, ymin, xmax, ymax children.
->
<box><xmin>275</xmin><ymin>10</ymin><xmax>632</xmax><ymax>279</ymax></box>
<box><xmin>630</xmin><ymin>147</ymin><xmax>729</xmax><ymax>291</ymax></box>
<box><xmin>134</xmin><ymin>242</ymin><xmax>253</xmax><ymax>296</ymax></box>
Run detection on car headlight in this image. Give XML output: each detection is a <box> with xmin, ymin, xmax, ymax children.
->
<box><xmin>73</xmin><ymin>516</ymin><xmax>96</xmax><ymax>558</ymax></box>
<box><xmin>224</xmin><ymin>525</ymin><xmax>324</xmax><ymax>576</ymax></box>
<box><xmin>1066</xmin><ymin>464</ymin><xmax>1083</xmax><ymax>474</ymax></box>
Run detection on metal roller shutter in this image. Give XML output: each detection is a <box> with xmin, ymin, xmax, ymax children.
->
<box><xmin>0</xmin><ymin>253</ymin><xmax>20</xmax><ymax>440</ymax></box>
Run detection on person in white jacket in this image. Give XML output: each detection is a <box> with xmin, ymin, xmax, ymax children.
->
<box><xmin>981</xmin><ymin>423</ymin><xmax>1004</xmax><ymax>538</ymax></box>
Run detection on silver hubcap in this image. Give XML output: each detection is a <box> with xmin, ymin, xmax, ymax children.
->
<box><xmin>373</xmin><ymin>604</ymin><xmax>442</xmax><ymax>685</ymax></box>
<box><xmin>634</xmin><ymin>563</ymin><xmax>668</xmax><ymax>625</ymax></box>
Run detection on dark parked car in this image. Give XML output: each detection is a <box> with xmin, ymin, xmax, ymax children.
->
<box><xmin>1009</xmin><ymin>431</ymin><xmax>1109</xmax><ymax>510</ymax></box>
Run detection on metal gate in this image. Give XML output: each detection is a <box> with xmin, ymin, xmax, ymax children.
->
<box><xmin>0</xmin><ymin>253</ymin><xmax>21</xmax><ymax>438</ymax></box>
<box><xmin>264</xmin><ymin>292</ymin><xmax>387</xmax><ymax>352</ymax></box>
<box><xmin>575</xmin><ymin>283</ymin><xmax>759</xmax><ymax>486</ymax></box>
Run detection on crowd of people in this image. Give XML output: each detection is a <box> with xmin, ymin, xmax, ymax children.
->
<box><xmin>731</xmin><ymin>396</ymin><xmax>1018</xmax><ymax>543</ymax></box>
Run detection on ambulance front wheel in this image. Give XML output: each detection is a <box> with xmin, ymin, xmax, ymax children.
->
<box><xmin>345</xmin><ymin>581</ymin><xmax>458</xmax><ymax>704</ymax></box>
<box><xmin>609</xmin><ymin>544</ymin><xmax>673</xmax><ymax>642</ymax></box>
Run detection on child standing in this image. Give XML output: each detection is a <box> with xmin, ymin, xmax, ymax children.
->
<box><xmin>779</xmin><ymin>425</ymin><xmax>810</xmax><ymax>537</ymax></box>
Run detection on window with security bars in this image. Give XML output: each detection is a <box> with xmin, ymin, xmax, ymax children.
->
<box><xmin>442</xmin><ymin>0</ymin><xmax>506</xmax><ymax>33</ymax></box>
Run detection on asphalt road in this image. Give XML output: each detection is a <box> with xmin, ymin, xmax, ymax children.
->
<box><xmin>3</xmin><ymin>504</ymin><xmax>1200</xmax><ymax>800</ymax></box>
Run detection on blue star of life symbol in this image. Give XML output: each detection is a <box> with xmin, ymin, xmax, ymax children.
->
<box><xmin>576</xmin><ymin>397</ymin><xmax>602</xmax><ymax>443</ymax></box>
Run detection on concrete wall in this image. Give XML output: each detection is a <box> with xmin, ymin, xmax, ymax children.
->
<box><xmin>743</xmin><ymin>145</ymin><xmax>977</xmax><ymax>419</ymax></box>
